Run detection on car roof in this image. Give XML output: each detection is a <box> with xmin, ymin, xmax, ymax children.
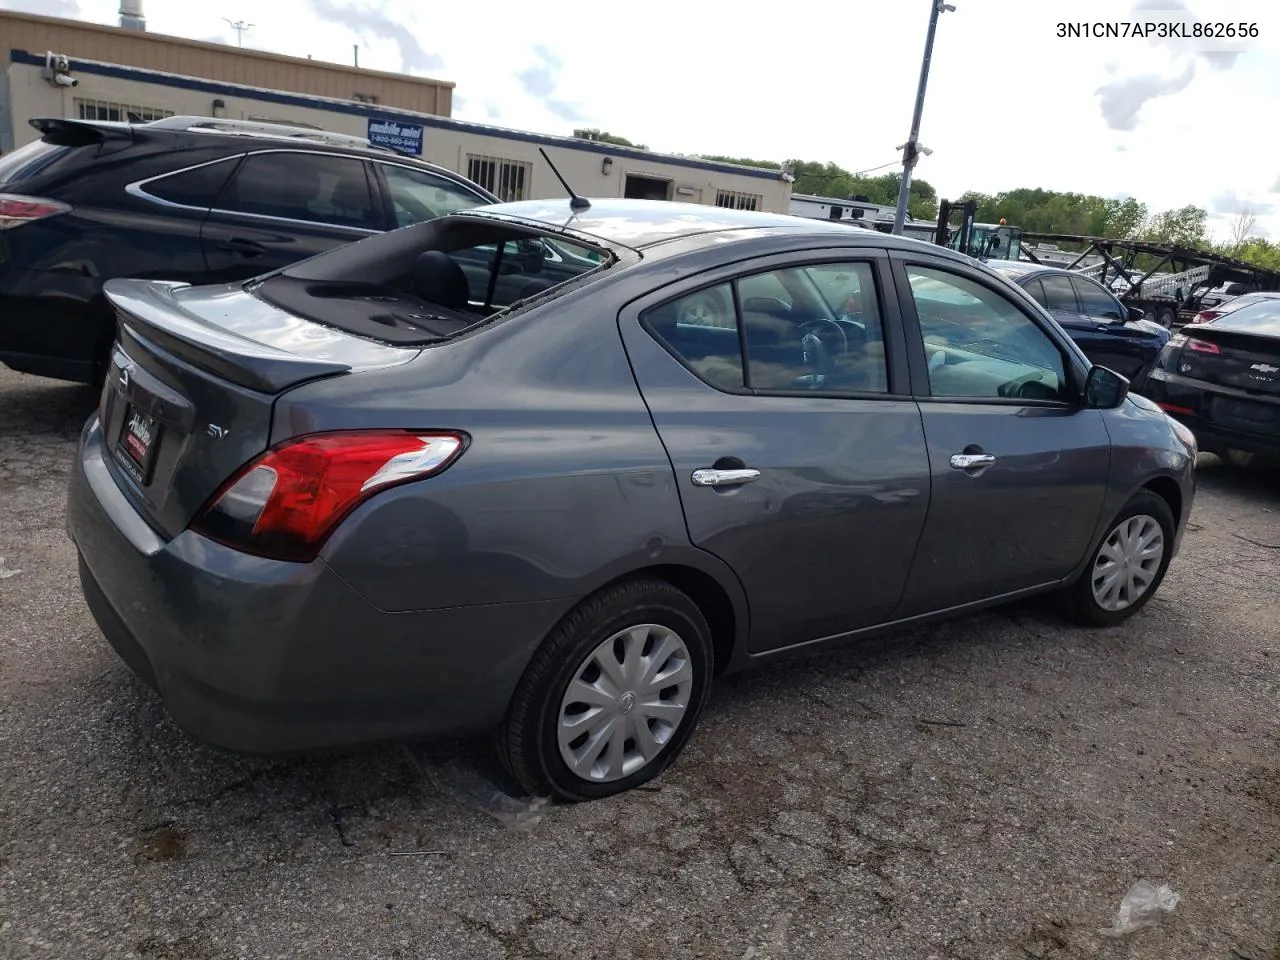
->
<box><xmin>984</xmin><ymin>259</ymin><xmax>1053</xmax><ymax>279</ymax></box>
<box><xmin>464</xmin><ymin>198</ymin><xmax>868</xmax><ymax>250</ymax></box>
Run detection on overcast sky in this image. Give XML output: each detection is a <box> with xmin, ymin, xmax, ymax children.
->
<box><xmin>8</xmin><ymin>0</ymin><xmax>1280</xmax><ymax>239</ymax></box>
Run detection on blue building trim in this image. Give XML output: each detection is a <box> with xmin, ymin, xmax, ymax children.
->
<box><xmin>9</xmin><ymin>49</ymin><xmax>784</xmax><ymax>182</ymax></box>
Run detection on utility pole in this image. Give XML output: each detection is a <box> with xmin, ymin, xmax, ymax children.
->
<box><xmin>353</xmin><ymin>44</ymin><xmax>360</xmax><ymax>68</ymax></box>
<box><xmin>892</xmin><ymin>0</ymin><xmax>955</xmax><ymax>235</ymax></box>
<box><xmin>222</xmin><ymin>18</ymin><xmax>253</xmax><ymax>47</ymax></box>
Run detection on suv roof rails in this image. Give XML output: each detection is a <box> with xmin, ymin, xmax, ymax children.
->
<box><xmin>141</xmin><ymin>115</ymin><xmax>398</xmax><ymax>154</ymax></box>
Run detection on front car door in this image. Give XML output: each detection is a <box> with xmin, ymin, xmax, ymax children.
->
<box><xmin>200</xmin><ymin>149</ymin><xmax>384</xmax><ymax>283</ymax></box>
<box><xmin>892</xmin><ymin>255</ymin><xmax>1112</xmax><ymax>615</ymax></box>
<box><xmin>619</xmin><ymin>248</ymin><xmax>932</xmax><ymax>652</ymax></box>
<box><xmin>1070</xmin><ymin>274</ymin><xmax>1165</xmax><ymax>381</ymax></box>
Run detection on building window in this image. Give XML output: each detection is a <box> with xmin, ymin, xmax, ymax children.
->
<box><xmin>75</xmin><ymin>99</ymin><xmax>173</xmax><ymax>123</ymax></box>
<box><xmin>466</xmin><ymin>154</ymin><xmax>531</xmax><ymax>202</ymax></box>
<box><xmin>715</xmin><ymin>189</ymin><xmax>761</xmax><ymax>211</ymax></box>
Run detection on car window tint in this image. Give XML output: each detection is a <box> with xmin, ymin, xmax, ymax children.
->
<box><xmin>1071</xmin><ymin>277</ymin><xmax>1124</xmax><ymax>320</ymax></box>
<box><xmin>741</xmin><ymin>262</ymin><xmax>888</xmax><ymax>393</ymax></box>
<box><xmin>1039</xmin><ymin>274</ymin><xmax>1079</xmax><ymax>313</ymax></box>
<box><xmin>220</xmin><ymin>152</ymin><xmax>379</xmax><ymax>229</ymax></box>
<box><xmin>642</xmin><ymin>284</ymin><xmax>744</xmax><ymax>390</ymax></box>
<box><xmin>381</xmin><ymin>164</ymin><xmax>489</xmax><ymax>227</ymax></box>
<box><xmin>906</xmin><ymin>265</ymin><xmax>1069</xmax><ymax>402</ymax></box>
<box><xmin>144</xmin><ymin>157</ymin><xmax>241</xmax><ymax>209</ymax></box>
<box><xmin>1023</xmin><ymin>278</ymin><xmax>1048</xmax><ymax>307</ymax></box>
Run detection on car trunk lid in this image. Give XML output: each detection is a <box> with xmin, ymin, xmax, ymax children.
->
<box><xmin>100</xmin><ymin>278</ymin><xmax>420</xmax><ymax>538</ymax></box>
<box><xmin>1179</xmin><ymin>328</ymin><xmax>1280</xmax><ymax>397</ymax></box>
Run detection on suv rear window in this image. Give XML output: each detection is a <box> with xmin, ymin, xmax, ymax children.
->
<box><xmin>143</xmin><ymin>157</ymin><xmax>241</xmax><ymax>209</ymax></box>
<box><xmin>0</xmin><ymin>140</ymin><xmax>72</xmax><ymax>187</ymax></box>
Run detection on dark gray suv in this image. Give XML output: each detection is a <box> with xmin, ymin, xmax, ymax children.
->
<box><xmin>67</xmin><ymin>199</ymin><xmax>1198</xmax><ymax>801</ymax></box>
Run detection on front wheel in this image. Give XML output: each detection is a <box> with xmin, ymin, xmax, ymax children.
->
<box><xmin>1059</xmin><ymin>491</ymin><xmax>1176</xmax><ymax>626</ymax></box>
<box><xmin>498</xmin><ymin>579</ymin><xmax>714</xmax><ymax>801</ymax></box>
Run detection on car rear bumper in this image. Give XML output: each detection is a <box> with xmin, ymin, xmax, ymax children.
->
<box><xmin>1144</xmin><ymin>370</ymin><xmax>1280</xmax><ymax>458</ymax></box>
<box><xmin>68</xmin><ymin>415</ymin><xmax>564</xmax><ymax>754</ymax></box>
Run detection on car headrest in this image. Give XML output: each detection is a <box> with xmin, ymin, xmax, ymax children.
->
<box><xmin>411</xmin><ymin>251</ymin><xmax>470</xmax><ymax>311</ymax></box>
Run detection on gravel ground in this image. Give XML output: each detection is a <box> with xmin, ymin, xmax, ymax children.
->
<box><xmin>1</xmin><ymin>364</ymin><xmax>1278</xmax><ymax>960</ymax></box>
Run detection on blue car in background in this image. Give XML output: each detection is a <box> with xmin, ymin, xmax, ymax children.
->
<box><xmin>986</xmin><ymin>260</ymin><xmax>1172</xmax><ymax>387</ymax></box>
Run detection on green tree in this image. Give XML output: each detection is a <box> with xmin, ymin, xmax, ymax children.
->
<box><xmin>572</xmin><ymin>128</ymin><xmax>648</xmax><ymax>150</ymax></box>
<box><xmin>1140</xmin><ymin>205</ymin><xmax>1209</xmax><ymax>247</ymax></box>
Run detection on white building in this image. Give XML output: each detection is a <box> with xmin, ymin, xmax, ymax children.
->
<box><xmin>1</xmin><ymin>8</ymin><xmax>793</xmax><ymax>212</ymax></box>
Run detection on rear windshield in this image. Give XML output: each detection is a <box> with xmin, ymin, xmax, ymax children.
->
<box><xmin>1214</xmin><ymin>300</ymin><xmax>1280</xmax><ymax>336</ymax></box>
<box><xmin>0</xmin><ymin>140</ymin><xmax>73</xmax><ymax>188</ymax></box>
<box><xmin>251</xmin><ymin>217</ymin><xmax>613</xmax><ymax>346</ymax></box>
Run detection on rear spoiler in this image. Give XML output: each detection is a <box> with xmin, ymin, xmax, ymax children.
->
<box><xmin>28</xmin><ymin>117</ymin><xmax>135</xmax><ymax>147</ymax></box>
<box><xmin>104</xmin><ymin>279</ymin><xmax>351</xmax><ymax>393</ymax></box>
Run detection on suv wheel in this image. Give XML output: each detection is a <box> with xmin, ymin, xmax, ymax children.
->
<box><xmin>498</xmin><ymin>579</ymin><xmax>714</xmax><ymax>801</ymax></box>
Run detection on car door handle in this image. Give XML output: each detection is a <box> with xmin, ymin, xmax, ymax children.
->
<box><xmin>691</xmin><ymin>468</ymin><xmax>761</xmax><ymax>487</ymax></box>
<box><xmin>950</xmin><ymin>453</ymin><xmax>996</xmax><ymax>470</ymax></box>
<box><xmin>216</xmin><ymin>238</ymin><xmax>266</xmax><ymax>257</ymax></box>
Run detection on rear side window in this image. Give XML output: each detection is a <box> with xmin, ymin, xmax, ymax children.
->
<box><xmin>1039</xmin><ymin>274</ymin><xmax>1079</xmax><ymax>313</ymax></box>
<box><xmin>379</xmin><ymin>164</ymin><xmax>489</xmax><ymax>227</ymax></box>
<box><xmin>219</xmin><ymin>152</ymin><xmax>380</xmax><ymax>229</ymax></box>
<box><xmin>643</xmin><ymin>260</ymin><xmax>890</xmax><ymax>394</ymax></box>
<box><xmin>0</xmin><ymin>140</ymin><xmax>72</xmax><ymax>187</ymax></box>
<box><xmin>143</xmin><ymin>157</ymin><xmax>241</xmax><ymax>209</ymax></box>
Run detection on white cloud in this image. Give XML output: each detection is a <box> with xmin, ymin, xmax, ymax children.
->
<box><xmin>10</xmin><ymin>0</ymin><xmax>1280</xmax><ymax>238</ymax></box>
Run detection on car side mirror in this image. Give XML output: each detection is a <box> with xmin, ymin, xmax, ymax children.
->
<box><xmin>1127</xmin><ymin>306</ymin><xmax>1145</xmax><ymax>322</ymax></box>
<box><xmin>1084</xmin><ymin>365</ymin><xmax>1129</xmax><ymax>409</ymax></box>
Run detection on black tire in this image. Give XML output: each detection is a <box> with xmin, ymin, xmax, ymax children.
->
<box><xmin>497</xmin><ymin>578</ymin><xmax>714</xmax><ymax>801</ymax></box>
<box><xmin>1156</xmin><ymin>307</ymin><xmax>1176</xmax><ymax>329</ymax></box>
<box><xmin>1059</xmin><ymin>490</ymin><xmax>1176</xmax><ymax>627</ymax></box>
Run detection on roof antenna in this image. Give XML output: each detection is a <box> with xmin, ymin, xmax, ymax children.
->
<box><xmin>539</xmin><ymin>147</ymin><xmax>590</xmax><ymax>212</ymax></box>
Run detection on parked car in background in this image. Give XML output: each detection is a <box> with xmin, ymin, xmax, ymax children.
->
<box><xmin>0</xmin><ymin>115</ymin><xmax>499</xmax><ymax>385</ymax></box>
<box><xmin>68</xmin><ymin>200</ymin><xmax>1196</xmax><ymax>801</ymax></box>
<box><xmin>1143</xmin><ymin>297</ymin><xmax>1280</xmax><ymax>464</ymax></box>
<box><xmin>985</xmin><ymin>260</ymin><xmax>1172</xmax><ymax>387</ymax></box>
<box><xmin>1185</xmin><ymin>291</ymin><xmax>1280</xmax><ymax>326</ymax></box>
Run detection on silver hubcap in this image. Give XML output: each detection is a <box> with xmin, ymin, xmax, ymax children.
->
<box><xmin>557</xmin><ymin>624</ymin><xmax>694</xmax><ymax>783</ymax></box>
<box><xmin>1092</xmin><ymin>514</ymin><xmax>1165</xmax><ymax>612</ymax></box>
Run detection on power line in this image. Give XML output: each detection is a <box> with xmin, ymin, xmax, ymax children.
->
<box><xmin>851</xmin><ymin>159</ymin><xmax>901</xmax><ymax>177</ymax></box>
<box><xmin>222</xmin><ymin>18</ymin><xmax>254</xmax><ymax>47</ymax></box>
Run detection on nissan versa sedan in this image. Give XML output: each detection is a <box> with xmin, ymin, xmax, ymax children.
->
<box><xmin>67</xmin><ymin>200</ymin><xmax>1197</xmax><ymax>801</ymax></box>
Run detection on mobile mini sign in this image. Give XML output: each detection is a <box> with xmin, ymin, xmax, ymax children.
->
<box><xmin>367</xmin><ymin>118</ymin><xmax>424</xmax><ymax>155</ymax></box>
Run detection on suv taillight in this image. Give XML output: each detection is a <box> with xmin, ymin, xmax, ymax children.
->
<box><xmin>0</xmin><ymin>194</ymin><xmax>71</xmax><ymax>230</ymax></box>
<box><xmin>191</xmin><ymin>431</ymin><xmax>467</xmax><ymax>562</ymax></box>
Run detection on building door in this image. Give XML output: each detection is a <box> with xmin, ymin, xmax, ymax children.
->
<box><xmin>623</xmin><ymin>174</ymin><xmax>671</xmax><ymax>201</ymax></box>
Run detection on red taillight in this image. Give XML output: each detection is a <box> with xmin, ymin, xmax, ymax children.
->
<box><xmin>1189</xmin><ymin>310</ymin><xmax>1220</xmax><ymax>324</ymax></box>
<box><xmin>192</xmin><ymin>431</ymin><xmax>467</xmax><ymax>562</ymax></box>
<box><xmin>1186</xmin><ymin>338</ymin><xmax>1220</xmax><ymax>355</ymax></box>
<box><xmin>1158</xmin><ymin>402</ymin><xmax>1195</xmax><ymax>416</ymax></box>
<box><xmin>0</xmin><ymin>193</ymin><xmax>71</xmax><ymax>230</ymax></box>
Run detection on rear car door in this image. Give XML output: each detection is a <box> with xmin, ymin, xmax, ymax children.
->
<box><xmin>892</xmin><ymin>255</ymin><xmax>1111</xmax><ymax>615</ymax></box>
<box><xmin>619</xmin><ymin>249</ymin><xmax>932</xmax><ymax>652</ymax></box>
<box><xmin>201</xmin><ymin>150</ymin><xmax>385</xmax><ymax>283</ymax></box>
<box><xmin>1069</xmin><ymin>275</ymin><xmax>1165</xmax><ymax>382</ymax></box>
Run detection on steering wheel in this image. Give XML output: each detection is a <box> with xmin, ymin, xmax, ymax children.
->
<box><xmin>998</xmin><ymin>371</ymin><xmax>1054</xmax><ymax>399</ymax></box>
<box><xmin>799</xmin><ymin>318</ymin><xmax>848</xmax><ymax>357</ymax></box>
<box><xmin>793</xmin><ymin>327</ymin><xmax>835</xmax><ymax>388</ymax></box>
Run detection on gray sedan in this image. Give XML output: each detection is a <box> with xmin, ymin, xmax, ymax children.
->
<box><xmin>67</xmin><ymin>199</ymin><xmax>1197</xmax><ymax>800</ymax></box>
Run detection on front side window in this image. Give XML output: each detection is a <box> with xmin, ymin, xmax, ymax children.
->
<box><xmin>642</xmin><ymin>261</ymin><xmax>889</xmax><ymax>394</ymax></box>
<box><xmin>381</xmin><ymin>164</ymin><xmax>489</xmax><ymax>227</ymax></box>
<box><xmin>219</xmin><ymin>152</ymin><xmax>379</xmax><ymax>229</ymax></box>
<box><xmin>1071</xmin><ymin>276</ymin><xmax>1125</xmax><ymax>320</ymax></box>
<box><xmin>906</xmin><ymin>265</ymin><xmax>1069</xmax><ymax>402</ymax></box>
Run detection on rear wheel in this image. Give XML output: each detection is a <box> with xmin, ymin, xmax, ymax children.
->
<box><xmin>1156</xmin><ymin>307</ymin><xmax>1176</xmax><ymax>329</ymax></box>
<box><xmin>1060</xmin><ymin>491</ymin><xmax>1176</xmax><ymax>626</ymax></box>
<box><xmin>498</xmin><ymin>579</ymin><xmax>714</xmax><ymax>801</ymax></box>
